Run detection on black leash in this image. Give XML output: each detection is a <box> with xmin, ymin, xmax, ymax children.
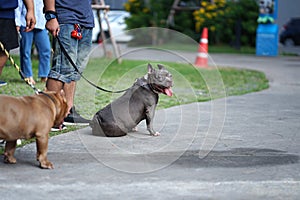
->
<box><xmin>56</xmin><ymin>37</ymin><xmax>128</xmax><ymax>93</ymax></box>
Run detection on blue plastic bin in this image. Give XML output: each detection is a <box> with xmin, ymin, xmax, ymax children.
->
<box><xmin>256</xmin><ymin>24</ymin><xmax>278</xmax><ymax>56</ymax></box>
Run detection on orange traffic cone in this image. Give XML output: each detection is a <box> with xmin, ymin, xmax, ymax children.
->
<box><xmin>195</xmin><ymin>27</ymin><xmax>208</xmax><ymax>67</ymax></box>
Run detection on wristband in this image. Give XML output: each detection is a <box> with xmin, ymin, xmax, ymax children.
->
<box><xmin>45</xmin><ymin>11</ymin><xmax>57</xmax><ymax>21</ymax></box>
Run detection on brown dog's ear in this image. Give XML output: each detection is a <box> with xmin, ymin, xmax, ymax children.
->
<box><xmin>54</xmin><ymin>89</ymin><xmax>67</xmax><ymax>102</ymax></box>
<box><xmin>148</xmin><ymin>63</ymin><xmax>154</xmax><ymax>74</ymax></box>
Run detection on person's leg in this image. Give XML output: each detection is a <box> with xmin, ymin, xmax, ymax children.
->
<box><xmin>63</xmin><ymin>79</ymin><xmax>89</xmax><ymax>125</ymax></box>
<box><xmin>63</xmin><ymin>81</ymin><xmax>76</xmax><ymax>112</ymax></box>
<box><xmin>46</xmin><ymin>75</ymin><xmax>76</xmax><ymax>114</ymax></box>
<box><xmin>46</xmin><ymin>78</ymin><xmax>64</xmax><ymax>93</ymax></box>
<box><xmin>0</xmin><ymin>19</ymin><xmax>19</xmax><ymax>85</ymax></box>
<box><xmin>20</xmin><ymin>26</ymin><xmax>34</xmax><ymax>82</ymax></box>
<box><xmin>67</xmin><ymin>26</ymin><xmax>92</xmax><ymax>112</ymax></box>
<box><xmin>62</xmin><ymin>27</ymin><xmax>93</xmax><ymax>124</ymax></box>
<box><xmin>47</xmin><ymin>24</ymin><xmax>77</xmax><ymax>112</ymax></box>
<box><xmin>0</xmin><ymin>52</ymin><xmax>7</xmax><ymax>75</ymax></box>
<box><xmin>46</xmin><ymin>78</ymin><xmax>67</xmax><ymax>130</ymax></box>
<box><xmin>34</xmin><ymin>29</ymin><xmax>51</xmax><ymax>79</ymax></box>
<box><xmin>47</xmin><ymin>24</ymin><xmax>91</xmax><ymax>125</ymax></box>
<box><xmin>47</xmin><ymin>77</ymin><xmax>88</xmax><ymax>125</ymax></box>
<box><xmin>0</xmin><ymin>52</ymin><xmax>8</xmax><ymax>86</ymax></box>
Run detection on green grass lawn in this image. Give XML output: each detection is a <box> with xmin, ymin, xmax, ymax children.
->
<box><xmin>75</xmin><ymin>58</ymin><xmax>268</xmax><ymax>115</ymax></box>
<box><xmin>1</xmin><ymin>56</ymin><xmax>269</xmax><ymax>114</ymax></box>
<box><xmin>0</xmin><ymin>56</ymin><xmax>268</xmax><ymax>152</ymax></box>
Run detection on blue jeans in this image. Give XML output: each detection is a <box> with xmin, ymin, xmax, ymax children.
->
<box><xmin>49</xmin><ymin>24</ymin><xmax>93</xmax><ymax>83</ymax></box>
<box><xmin>19</xmin><ymin>27</ymin><xmax>51</xmax><ymax>78</ymax></box>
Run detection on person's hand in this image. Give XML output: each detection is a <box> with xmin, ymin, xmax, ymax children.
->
<box><xmin>24</xmin><ymin>10</ymin><xmax>36</xmax><ymax>32</ymax></box>
<box><xmin>45</xmin><ymin>18</ymin><xmax>60</xmax><ymax>37</ymax></box>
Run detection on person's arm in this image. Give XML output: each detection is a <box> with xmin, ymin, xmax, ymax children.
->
<box><xmin>22</xmin><ymin>0</ymin><xmax>35</xmax><ymax>32</ymax></box>
<box><xmin>43</xmin><ymin>0</ymin><xmax>60</xmax><ymax>37</ymax></box>
<box><xmin>15</xmin><ymin>0</ymin><xmax>22</xmax><ymax>28</ymax></box>
<box><xmin>43</xmin><ymin>0</ymin><xmax>55</xmax><ymax>11</ymax></box>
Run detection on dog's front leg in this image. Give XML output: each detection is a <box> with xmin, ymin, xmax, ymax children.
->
<box><xmin>36</xmin><ymin>133</ymin><xmax>54</xmax><ymax>169</ymax></box>
<box><xmin>146</xmin><ymin>105</ymin><xmax>160</xmax><ymax>136</ymax></box>
<box><xmin>4</xmin><ymin>140</ymin><xmax>17</xmax><ymax>164</ymax></box>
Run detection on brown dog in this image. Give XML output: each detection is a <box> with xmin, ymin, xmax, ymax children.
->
<box><xmin>0</xmin><ymin>91</ymin><xmax>69</xmax><ymax>169</ymax></box>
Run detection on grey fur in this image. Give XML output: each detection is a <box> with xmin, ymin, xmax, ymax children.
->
<box><xmin>90</xmin><ymin>64</ymin><xmax>173</xmax><ymax>137</ymax></box>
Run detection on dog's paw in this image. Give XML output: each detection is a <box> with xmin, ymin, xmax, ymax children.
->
<box><xmin>40</xmin><ymin>161</ymin><xmax>54</xmax><ymax>169</ymax></box>
<box><xmin>132</xmin><ymin>127</ymin><xmax>138</xmax><ymax>132</ymax></box>
<box><xmin>4</xmin><ymin>155</ymin><xmax>17</xmax><ymax>164</ymax></box>
<box><xmin>150</xmin><ymin>132</ymin><xmax>160</xmax><ymax>136</ymax></box>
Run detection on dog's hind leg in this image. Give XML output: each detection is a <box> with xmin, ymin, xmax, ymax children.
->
<box><xmin>101</xmin><ymin>123</ymin><xmax>127</xmax><ymax>137</ymax></box>
<box><xmin>4</xmin><ymin>140</ymin><xmax>17</xmax><ymax>164</ymax></box>
<box><xmin>90</xmin><ymin>115</ymin><xmax>107</xmax><ymax>137</ymax></box>
<box><xmin>90</xmin><ymin>115</ymin><xmax>127</xmax><ymax>137</ymax></box>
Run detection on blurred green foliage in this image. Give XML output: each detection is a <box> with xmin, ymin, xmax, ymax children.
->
<box><xmin>124</xmin><ymin>0</ymin><xmax>259</xmax><ymax>46</ymax></box>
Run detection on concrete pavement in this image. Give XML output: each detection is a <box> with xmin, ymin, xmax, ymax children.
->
<box><xmin>0</xmin><ymin>51</ymin><xmax>300</xmax><ymax>199</ymax></box>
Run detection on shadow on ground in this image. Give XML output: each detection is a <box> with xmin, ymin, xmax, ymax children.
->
<box><xmin>173</xmin><ymin>148</ymin><xmax>299</xmax><ymax>168</ymax></box>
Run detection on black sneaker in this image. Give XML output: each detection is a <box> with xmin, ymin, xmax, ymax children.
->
<box><xmin>64</xmin><ymin>106</ymin><xmax>90</xmax><ymax>126</ymax></box>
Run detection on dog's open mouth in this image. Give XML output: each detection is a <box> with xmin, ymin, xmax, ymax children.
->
<box><xmin>152</xmin><ymin>84</ymin><xmax>173</xmax><ymax>96</ymax></box>
<box><xmin>164</xmin><ymin>87</ymin><xmax>173</xmax><ymax>97</ymax></box>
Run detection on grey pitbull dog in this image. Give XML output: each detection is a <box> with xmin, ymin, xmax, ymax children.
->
<box><xmin>90</xmin><ymin>63</ymin><xmax>173</xmax><ymax>137</ymax></box>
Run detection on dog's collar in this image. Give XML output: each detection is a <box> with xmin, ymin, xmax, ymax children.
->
<box><xmin>39</xmin><ymin>91</ymin><xmax>57</xmax><ymax>105</ymax></box>
<box><xmin>135</xmin><ymin>77</ymin><xmax>158</xmax><ymax>94</ymax></box>
<box><xmin>135</xmin><ymin>77</ymin><xmax>147</xmax><ymax>87</ymax></box>
<box><xmin>39</xmin><ymin>92</ymin><xmax>60</xmax><ymax>116</ymax></box>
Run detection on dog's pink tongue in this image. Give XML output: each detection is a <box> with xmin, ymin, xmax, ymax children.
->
<box><xmin>164</xmin><ymin>88</ymin><xmax>173</xmax><ymax>97</ymax></box>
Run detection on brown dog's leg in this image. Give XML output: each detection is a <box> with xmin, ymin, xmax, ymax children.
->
<box><xmin>36</xmin><ymin>134</ymin><xmax>53</xmax><ymax>169</ymax></box>
<box><xmin>4</xmin><ymin>141</ymin><xmax>17</xmax><ymax>164</ymax></box>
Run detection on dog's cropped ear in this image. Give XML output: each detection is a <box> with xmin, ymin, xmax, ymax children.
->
<box><xmin>148</xmin><ymin>63</ymin><xmax>154</xmax><ymax>73</ymax></box>
<box><xmin>157</xmin><ymin>64</ymin><xmax>165</xmax><ymax>70</ymax></box>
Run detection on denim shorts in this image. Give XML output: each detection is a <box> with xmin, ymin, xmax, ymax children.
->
<box><xmin>49</xmin><ymin>24</ymin><xmax>92</xmax><ymax>83</ymax></box>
